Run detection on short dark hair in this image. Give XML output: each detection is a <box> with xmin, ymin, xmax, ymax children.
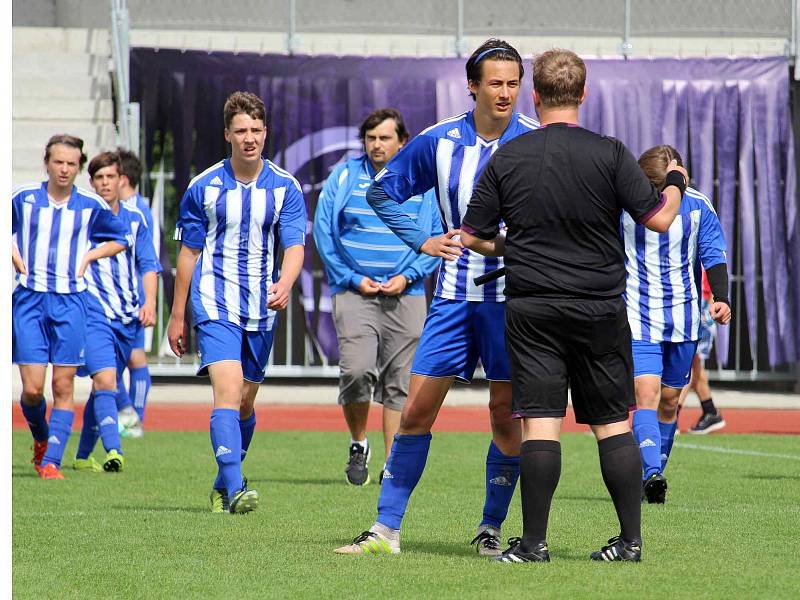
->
<box><xmin>223</xmin><ymin>91</ymin><xmax>267</xmax><ymax>130</ymax></box>
<box><xmin>638</xmin><ymin>145</ymin><xmax>685</xmax><ymax>190</ymax></box>
<box><xmin>358</xmin><ymin>108</ymin><xmax>409</xmax><ymax>144</ymax></box>
<box><xmin>88</xmin><ymin>151</ymin><xmax>121</xmax><ymax>179</ymax></box>
<box><xmin>44</xmin><ymin>134</ymin><xmax>87</xmax><ymax>169</ymax></box>
<box><xmin>465</xmin><ymin>38</ymin><xmax>524</xmax><ymax>101</ymax></box>
<box><xmin>532</xmin><ymin>49</ymin><xmax>586</xmax><ymax>109</ymax></box>
<box><xmin>116</xmin><ymin>147</ymin><xmax>143</xmax><ymax>188</ymax></box>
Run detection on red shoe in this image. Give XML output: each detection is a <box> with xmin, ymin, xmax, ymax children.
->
<box><xmin>39</xmin><ymin>463</ymin><xmax>65</xmax><ymax>480</ymax></box>
<box><xmin>32</xmin><ymin>439</ymin><xmax>48</xmax><ymax>474</ymax></box>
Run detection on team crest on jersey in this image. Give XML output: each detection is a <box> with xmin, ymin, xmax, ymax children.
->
<box><xmin>209</xmin><ymin>176</ymin><xmax>223</xmax><ymax>186</ymax></box>
<box><xmin>24</xmin><ymin>194</ymin><xmax>36</xmax><ymax>204</ymax></box>
<box><xmin>446</xmin><ymin>128</ymin><xmax>461</xmax><ymax>139</ymax></box>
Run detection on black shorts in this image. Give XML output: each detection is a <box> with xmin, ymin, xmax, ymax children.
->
<box><xmin>505</xmin><ymin>296</ymin><xmax>634</xmax><ymax>425</ymax></box>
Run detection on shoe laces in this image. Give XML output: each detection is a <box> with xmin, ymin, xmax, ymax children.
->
<box><xmin>470</xmin><ymin>530</ymin><xmax>501</xmax><ymax>550</ymax></box>
<box><xmin>504</xmin><ymin>537</ymin><xmax>523</xmax><ymax>552</ymax></box>
<box><xmin>352</xmin><ymin>531</ymin><xmax>377</xmax><ymax>545</ymax></box>
<box><xmin>348</xmin><ymin>445</ymin><xmax>368</xmax><ymax>467</ymax></box>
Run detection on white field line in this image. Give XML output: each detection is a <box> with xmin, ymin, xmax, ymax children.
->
<box><xmin>674</xmin><ymin>442</ymin><xmax>800</xmax><ymax>461</ymax></box>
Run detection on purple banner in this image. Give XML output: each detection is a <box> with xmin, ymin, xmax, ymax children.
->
<box><xmin>131</xmin><ymin>50</ymin><xmax>798</xmax><ymax>368</ymax></box>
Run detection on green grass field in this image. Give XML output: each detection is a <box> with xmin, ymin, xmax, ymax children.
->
<box><xmin>12</xmin><ymin>431</ymin><xmax>800</xmax><ymax>599</ymax></box>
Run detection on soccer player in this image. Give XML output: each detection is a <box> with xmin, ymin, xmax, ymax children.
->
<box><xmin>115</xmin><ymin>148</ymin><xmax>158</xmax><ymax>438</ymax></box>
<box><xmin>461</xmin><ymin>49</ymin><xmax>687</xmax><ymax>563</ymax></box>
<box><xmin>167</xmin><ymin>91</ymin><xmax>306</xmax><ymax>514</ymax></box>
<box><xmin>335</xmin><ymin>39</ymin><xmax>538</xmax><ymax>556</ymax></box>
<box><xmin>313</xmin><ymin>108</ymin><xmax>440</xmax><ymax>486</ymax></box>
<box><xmin>12</xmin><ymin>134</ymin><xmax>128</xmax><ymax>479</ymax></box>
<box><xmin>73</xmin><ymin>151</ymin><xmax>162</xmax><ymax>472</ymax></box>
<box><xmin>686</xmin><ymin>271</ymin><xmax>726</xmax><ymax>434</ymax></box>
<box><xmin>627</xmin><ymin>145</ymin><xmax>731</xmax><ymax>504</ymax></box>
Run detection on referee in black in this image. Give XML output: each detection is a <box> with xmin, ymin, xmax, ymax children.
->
<box><xmin>460</xmin><ymin>49</ymin><xmax>688</xmax><ymax>563</ymax></box>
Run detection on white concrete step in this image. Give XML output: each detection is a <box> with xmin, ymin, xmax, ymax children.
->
<box><xmin>13</xmin><ymin>52</ymin><xmax>111</xmax><ymax>78</ymax></box>
<box><xmin>12</xmin><ymin>170</ymin><xmax>47</xmax><ymax>189</ymax></box>
<box><xmin>13</xmin><ymin>120</ymin><xmax>118</xmax><ymax>161</ymax></box>
<box><xmin>13</xmin><ymin>75</ymin><xmax>112</xmax><ymax>100</ymax></box>
<box><xmin>13</xmin><ymin>98</ymin><xmax>114</xmax><ymax>121</ymax></box>
<box><xmin>13</xmin><ymin>27</ymin><xmax>111</xmax><ymax>55</ymax></box>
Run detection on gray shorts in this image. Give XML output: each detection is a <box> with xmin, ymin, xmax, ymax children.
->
<box><xmin>332</xmin><ymin>291</ymin><xmax>427</xmax><ymax>411</ymax></box>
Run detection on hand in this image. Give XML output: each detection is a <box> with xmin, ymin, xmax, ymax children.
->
<box><xmin>380</xmin><ymin>275</ymin><xmax>408</xmax><ymax>296</ymax></box>
<box><xmin>267</xmin><ymin>280</ymin><xmax>291</xmax><ymax>310</ymax></box>
<box><xmin>357</xmin><ymin>277</ymin><xmax>381</xmax><ymax>296</ymax></box>
<box><xmin>167</xmin><ymin>315</ymin><xmax>188</xmax><ymax>357</ymax></box>
<box><xmin>139</xmin><ymin>302</ymin><xmax>156</xmax><ymax>327</ymax></box>
<box><xmin>666</xmin><ymin>160</ymin><xmax>689</xmax><ymax>186</ymax></box>
<box><xmin>77</xmin><ymin>257</ymin><xmax>89</xmax><ymax>278</ymax></box>
<box><xmin>710</xmin><ymin>301</ymin><xmax>731</xmax><ymax>325</ymax></box>
<box><xmin>419</xmin><ymin>230</ymin><xmax>463</xmax><ymax>261</ymax></box>
<box><xmin>11</xmin><ymin>245</ymin><xmax>26</xmax><ymax>275</ymax></box>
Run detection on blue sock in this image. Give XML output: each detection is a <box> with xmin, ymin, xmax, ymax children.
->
<box><xmin>116</xmin><ymin>375</ymin><xmax>133</xmax><ymax>411</ymax></box>
<box><xmin>76</xmin><ymin>393</ymin><xmax>100</xmax><ymax>459</ymax></box>
<box><xmin>376</xmin><ymin>433</ymin><xmax>432</xmax><ymax>530</ymax></box>
<box><xmin>95</xmin><ymin>389</ymin><xmax>122</xmax><ymax>453</ymax></box>
<box><xmin>632</xmin><ymin>409</ymin><xmax>661</xmax><ymax>480</ymax></box>
<box><xmin>20</xmin><ymin>397</ymin><xmax>48</xmax><ymax>442</ymax></box>
<box><xmin>480</xmin><ymin>440</ymin><xmax>520</xmax><ymax>529</ymax></box>
<box><xmin>659</xmin><ymin>420</ymin><xmax>678</xmax><ymax>472</ymax></box>
<box><xmin>210</xmin><ymin>408</ymin><xmax>243</xmax><ymax>498</ymax></box>
<box><xmin>41</xmin><ymin>408</ymin><xmax>74</xmax><ymax>468</ymax></box>
<box><xmin>240</xmin><ymin>412</ymin><xmax>256</xmax><ymax>462</ymax></box>
<box><xmin>214</xmin><ymin>411</ymin><xmax>257</xmax><ymax>490</ymax></box>
<box><xmin>129</xmin><ymin>366</ymin><xmax>151</xmax><ymax>422</ymax></box>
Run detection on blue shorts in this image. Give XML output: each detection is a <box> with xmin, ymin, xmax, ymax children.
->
<box><xmin>411</xmin><ymin>297</ymin><xmax>510</xmax><ymax>383</ymax></box>
<box><xmin>195</xmin><ymin>320</ymin><xmax>276</xmax><ymax>383</ymax></box>
<box><xmin>79</xmin><ymin>314</ymin><xmax>138</xmax><ymax>377</ymax></box>
<box><xmin>632</xmin><ymin>339</ymin><xmax>698</xmax><ymax>389</ymax></box>
<box><xmin>12</xmin><ymin>287</ymin><xmax>87</xmax><ymax>366</ymax></box>
<box><xmin>132</xmin><ymin>321</ymin><xmax>146</xmax><ymax>350</ymax></box>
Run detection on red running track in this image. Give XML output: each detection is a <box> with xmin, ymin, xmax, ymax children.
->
<box><xmin>11</xmin><ymin>404</ymin><xmax>800</xmax><ymax>434</ymax></box>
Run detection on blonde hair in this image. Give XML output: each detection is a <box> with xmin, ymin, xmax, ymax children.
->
<box><xmin>638</xmin><ymin>145</ymin><xmax>684</xmax><ymax>189</ymax></box>
<box><xmin>532</xmin><ymin>49</ymin><xmax>586</xmax><ymax>108</ymax></box>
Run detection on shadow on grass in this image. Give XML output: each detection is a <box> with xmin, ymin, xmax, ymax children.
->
<box><xmin>12</xmin><ymin>469</ymin><xmax>40</xmax><ymax>478</ymax></box>
<box><xmin>745</xmin><ymin>474</ymin><xmax>800</xmax><ymax>481</ymax></box>
<box><xmin>249</xmin><ymin>477</ymin><xmax>345</xmax><ymax>486</ymax></box>
<box><xmin>110</xmin><ymin>505</ymin><xmax>211</xmax><ymax>514</ymax></box>
<box><xmin>557</xmin><ymin>495</ymin><xmax>609</xmax><ymax>503</ymax></box>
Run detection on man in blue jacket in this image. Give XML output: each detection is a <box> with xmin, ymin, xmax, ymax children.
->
<box><xmin>314</xmin><ymin>108</ymin><xmax>440</xmax><ymax>486</ymax></box>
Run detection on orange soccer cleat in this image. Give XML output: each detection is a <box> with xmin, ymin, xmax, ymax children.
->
<box><xmin>39</xmin><ymin>463</ymin><xmax>65</xmax><ymax>480</ymax></box>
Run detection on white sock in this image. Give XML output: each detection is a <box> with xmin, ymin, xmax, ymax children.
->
<box><xmin>350</xmin><ymin>438</ymin><xmax>368</xmax><ymax>451</ymax></box>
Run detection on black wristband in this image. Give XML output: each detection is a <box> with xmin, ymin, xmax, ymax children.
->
<box><xmin>663</xmin><ymin>170</ymin><xmax>687</xmax><ymax>196</ymax></box>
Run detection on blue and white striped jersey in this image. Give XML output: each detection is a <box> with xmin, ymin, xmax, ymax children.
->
<box><xmin>84</xmin><ymin>202</ymin><xmax>162</xmax><ymax>324</ymax></box>
<box><xmin>374</xmin><ymin>111</ymin><xmax>539</xmax><ymax>302</ymax></box>
<box><xmin>622</xmin><ymin>187</ymin><xmax>727</xmax><ymax>343</ymax></box>
<box><xmin>11</xmin><ymin>182</ymin><xmax>129</xmax><ymax>294</ymax></box>
<box><xmin>122</xmin><ymin>193</ymin><xmax>158</xmax><ymax>301</ymax></box>
<box><xmin>175</xmin><ymin>159</ymin><xmax>307</xmax><ymax>332</ymax></box>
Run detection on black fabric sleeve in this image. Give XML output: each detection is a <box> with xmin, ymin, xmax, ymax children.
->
<box><xmin>613</xmin><ymin>141</ymin><xmax>664</xmax><ymax>223</ymax></box>
<box><xmin>705</xmin><ymin>263</ymin><xmax>730</xmax><ymax>306</ymax></box>
<box><xmin>462</xmin><ymin>156</ymin><xmax>502</xmax><ymax>240</ymax></box>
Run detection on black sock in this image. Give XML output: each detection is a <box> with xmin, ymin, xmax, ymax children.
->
<box><xmin>519</xmin><ymin>439</ymin><xmax>561</xmax><ymax>550</ymax></box>
<box><xmin>597</xmin><ymin>432</ymin><xmax>642</xmax><ymax>545</ymax></box>
<box><xmin>700</xmin><ymin>398</ymin><xmax>716</xmax><ymax>415</ymax></box>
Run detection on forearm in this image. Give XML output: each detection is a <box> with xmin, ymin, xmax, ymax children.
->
<box><xmin>86</xmin><ymin>241</ymin><xmax>126</xmax><ymax>263</ymax></box>
<box><xmin>705</xmin><ymin>263</ymin><xmax>730</xmax><ymax>305</ymax></box>
<box><xmin>367</xmin><ymin>183</ymin><xmax>428</xmax><ymax>252</ymax></box>
<box><xmin>278</xmin><ymin>245</ymin><xmax>305</xmax><ymax>288</ymax></box>
<box><xmin>461</xmin><ymin>231</ymin><xmax>504</xmax><ymax>257</ymax></box>
<box><xmin>142</xmin><ymin>271</ymin><xmax>158</xmax><ymax>308</ymax></box>
<box><xmin>171</xmin><ymin>246</ymin><xmax>201</xmax><ymax>319</ymax></box>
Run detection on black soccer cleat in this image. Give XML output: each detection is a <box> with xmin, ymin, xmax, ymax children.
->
<box><xmin>689</xmin><ymin>412</ymin><xmax>726</xmax><ymax>434</ymax></box>
<box><xmin>492</xmin><ymin>537</ymin><xmax>550</xmax><ymax>563</ymax></box>
<box><xmin>590</xmin><ymin>536</ymin><xmax>641</xmax><ymax>562</ymax></box>
<box><xmin>643</xmin><ymin>472</ymin><xmax>668</xmax><ymax>504</ymax></box>
<box><xmin>345</xmin><ymin>443</ymin><xmax>370</xmax><ymax>486</ymax></box>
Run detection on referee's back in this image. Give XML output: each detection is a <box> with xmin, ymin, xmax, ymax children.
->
<box><xmin>474</xmin><ymin>122</ymin><xmax>662</xmax><ymax>300</ymax></box>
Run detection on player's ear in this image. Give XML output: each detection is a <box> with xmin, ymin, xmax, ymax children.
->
<box><xmin>223</xmin><ymin>128</ymin><xmax>231</xmax><ymax>143</ymax></box>
<box><xmin>532</xmin><ymin>89</ymin><xmax>541</xmax><ymax>107</ymax></box>
<box><xmin>579</xmin><ymin>85</ymin><xmax>587</xmax><ymax>105</ymax></box>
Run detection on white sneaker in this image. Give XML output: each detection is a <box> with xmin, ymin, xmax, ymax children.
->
<box><xmin>334</xmin><ymin>525</ymin><xmax>400</xmax><ymax>555</ymax></box>
<box><xmin>471</xmin><ymin>525</ymin><xmax>503</xmax><ymax>557</ymax></box>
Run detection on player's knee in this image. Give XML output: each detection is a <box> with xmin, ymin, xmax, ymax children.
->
<box><xmin>21</xmin><ymin>383</ymin><xmax>45</xmax><ymax>401</ymax></box>
<box><xmin>92</xmin><ymin>370</ymin><xmax>117</xmax><ymax>392</ymax></box>
<box><xmin>51</xmin><ymin>377</ymin><xmax>74</xmax><ymax>403</ymax></box>
<box><xmin>635</xmin><ymin>384</ymin><xmax>660</xmax><ymax>408</ymax></box>
<box><xmin>399</xmin><ymin>402</ymin><xmax>434</xmax><ymax>434</ymax></box>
